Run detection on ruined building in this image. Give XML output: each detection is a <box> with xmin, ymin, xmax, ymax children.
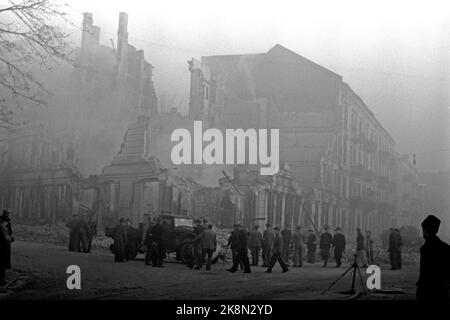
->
<box><xmin>188</xmin><ymin>44</ymin><xmax>402</xmax><ymax>236</ymax></box>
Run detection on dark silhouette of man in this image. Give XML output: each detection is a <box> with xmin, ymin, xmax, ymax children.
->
<box><xmin>265</xmin><ymin>227</ymin><xmax>289</xmax><ymax>273</ymax></box>
<box><xmin>227</xmin><ymin>224</ymin><xmax>251</xmax><ymax>273</ymax></box>
<box><xmin>332</xmin><ymin>227</ymin><xmax>346</xmax><ymax>267</ymax></box>
<box><xmin>306</xmin><ymin>229</ymin><xmax>317</xmax><ymax>263</ymax></box>
<box><xmin>319</xmin><ymin>225</ymin><xmax>333</xmax><ymax>267</ymax></box>
<box><xmin>416</xmin><ymin>214</ymin><xmax>450</xmax><ymax>301</ymax></box>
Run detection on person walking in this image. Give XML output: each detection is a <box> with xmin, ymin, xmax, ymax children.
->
<box><xmin>292</xmin><ymin>226</ymin><xmax>305</xmax><ymax>267</ymax></box>
<box><xmin>416</xmin><ymin>214</ymin><xmax>450</xmax><ymax>301</ymax></box>
<box><xmin>306</xmin><ymin>229</ymin><xmax>317</xmax><ymax>263</ymax></box>
<box><xmin>319</xmin><ymin>225</ymin><xmax>333</xmax><ymax>267</ymax></box>
<box><xmin>332</xmin><ymin>227</ymin><xmax>346</xmax><ymax>267</ymax></box>
<box><xmin>262</xmin><ymin>224</ymin><xmax>274</xmax><ymax>267</ymax></box>
<box><xmin>227</xmin><ymin>225</ymin><xmax>251</xmax><ymax>273</ymax></box>
<box><xmin>265</xmin><ymin>227</ymin><xmax>289</xmax><ymax>273</ymax></box>
<box><xmin>249</xmin><ymin>225</ymin><xmax>263</xmax><ymax>266</ymax></box>
<box><xmin>356</xmin><ymin>228</ymin><xmax>368</xmax><ymax>268</ymax></box>
<box><xmin>195</xmin><ymin>224</ymin><xmax>217</xmax><ymax>270</ymax></box>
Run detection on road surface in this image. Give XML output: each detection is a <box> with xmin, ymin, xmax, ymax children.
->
<box><xmin>1</xmin><ymin>241</ymin><xmax>419</xmax><ymax>300</ymax></box>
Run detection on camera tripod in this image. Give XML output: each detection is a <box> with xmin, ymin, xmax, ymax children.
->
<box><xmin>321</xmin><ymin>254</ymin><xmax>367</xmax><ymax>295</ymax></box>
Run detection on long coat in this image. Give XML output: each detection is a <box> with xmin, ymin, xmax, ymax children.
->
<box><xmin>113</xmin><ymin>224</ymin><xmax>127</xmax><ymax>261</ymax></box>
<box><xmin>248</xmin><ymin>230</ymin><xmax>263</xmax><ymax>248</ymax></box>
<box><xmin>0</xmin><ymin>224</ymin><xmax>11</xmax><ymax>270</ymax></box>
<box><xmin>417</xmin><ymin>235</ymin><xmax>450</xmax><ymax>300</ymax></box>
<box><xmin>196</xmin><ymin>229</ymin><xmax>217</xmax><ymax>251</ymax></box>
<box><xmin>332</xmin><ymin>233</ymin><xmax>346</xmax><ymax>253</ymax></box>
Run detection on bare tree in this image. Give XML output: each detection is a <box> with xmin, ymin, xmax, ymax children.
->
<box><xmin>0</xmin><ymin>0</ymin><xmax>72</xmax><ymax>129</ymax></box>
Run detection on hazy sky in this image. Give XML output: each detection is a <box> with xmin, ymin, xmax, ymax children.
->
<box><xmin>64</xmin><ymin>0</ymin><xmax>450</xmax><ymax>172</ymax></box>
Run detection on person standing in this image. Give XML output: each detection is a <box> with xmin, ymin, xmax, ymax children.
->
<box><xmin>227</xmin><ymin>224</ymin><xmax>243</xmax><ymax>270</ymax></box>
<box><xmin>388</xmin><ymin>228</ymin><xmax>397</xmax><ymax>270</ymax></box>
<box><xmin>416</xmin><ymin>214</ymin><xmax>450</xmax><ymax>301</ymax></box>
<box><xmin>366</xmin><ymin>230</ymin><xmax>374</xmax><ymax>265</ymax></box>
<box><xmin>319</xmin><ymin>225</ymin><xmax>333</xmax><ymax>267</ymax></box>
<box><xmin>0</xmin><ymin>213</ymin><xmax>13</xmax><ymax>287</ymax></box>
<box><xmin>77</xmin><ymin>215</ymin><xmax>90</xmax><ymax>253</ymax></box>
<box><xmin>265</xmin><ymin>227</ymin><xmax>289</xmax><ymax>273</ymax></box>
<box><xmin>356</xmin><ymin>228</ymin><xmax>368</xmax><ymax>268</ymax></box>
<box><xmin>151</xmin><ymin>217</ymin><xmax>165</xmax><ymax>267</ymax></box>
<box><xmin>86</xmin><ymin>216</ymin><xmax>97</xmax><ymax>253</ymax></box>
<box><xmin>191</xmin><ymin>219</ymin><xmax>206</xmax><ymax>269</ymax></box>
<box><xmin>262</xmin><ymin>224</ymin><xmax>274</xmax><ymax>267</ymax></box>
<box><xmin>394</xmin><ymin>228</ymin><xmax>403</xmax><ymax>269</ymax></box>
<box><xmin>227</xmin><ymin>225</ymin><xmax>251</xmax><ymax>273</ymax></box>
<box><xmin>195</xmin><ymin>224</ymin><xmax>217</xmax><ymax>270</ymax></box>
<box><xmin>306</xmin><ymin>229</ymin><xmax>317</xmax><ymax>263</ymax></box>
<box><xmin>249</xmin><ymin>225</ymin><xmax>263</xmax><ymax>266</ymax></box>
<box><xmin>112</xmin><ymin>218</ymin><xmax>128</xmax><ymax>262</ymax></box>
<box><xmin>292</xmin><ymin>226</ymin><xmax>305</xmax><ymax>267</ymax></box>
<box><xmin>281</xmin><ymin>227</ymin><xmax>292</xmax><ymax>264</ymax></box>
<box><xmin>125</xmin><ymin>219</ymin><xmax>140</xmax><ymax>260</ymax></box>
<box><xmin>332</xmin><ymin>227</ymin><xmax>346</xmax><ymax>267</ymax></box>
<box><xmin>66</xmin><ymin>213</ymin><xmax>80</xmax><ymax>252</ymax></box>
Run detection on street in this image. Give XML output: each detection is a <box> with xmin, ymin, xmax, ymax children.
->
<box><xmin>1</xmin><ymin>241</ymin><xmax>419</xmax><ymax>300</ymax></box>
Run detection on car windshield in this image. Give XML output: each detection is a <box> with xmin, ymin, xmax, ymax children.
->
<box><xmin>174</xmin><ymin>218</ymin><xmax>193</xmax><ymax>228</ymax></box>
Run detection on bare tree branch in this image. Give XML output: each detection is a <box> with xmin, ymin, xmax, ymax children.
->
<box><xmin>0</xmin><ymin>0</ymin><xmax>73</xmax><ymax>129</ymax></box>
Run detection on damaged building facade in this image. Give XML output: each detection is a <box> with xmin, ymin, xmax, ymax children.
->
<box><xmin>187</xmin><ymin>44</ymin><xmax>413</xmax><ymax>236</ymax></box>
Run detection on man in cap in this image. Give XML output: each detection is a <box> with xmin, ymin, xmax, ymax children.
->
<box><xmin>227</xmin><ymin>223</ymin><xmax>243</xmax><ymax>270</ymax></box>
<box><xmin>292</xmin><ymin>226</ymin><xmax>305</xmax><ymax>267</ymax></box>
<box><xmin>416</xmin><ymin>214</ymin><xmax>450</xmax><ymax>301</ymax></box>
<box><xmin>332</xmin><ymin>227</ymin><xmax>346</xmax><ymax>267</ymax></box>
<box><xmin>319</xmin><ymin>224</ymin><xmax>333</xmax><ymax>267</ymax></box>
<box><xmin>265</xmin><ymin>227</ymin><xmax>289</xmax><ymax>273</ymax></box>
<box><xmin>190</xmin><ymin>219</ymin><xmax>205</xmax><ymax>269</ymax></box>
<box><xmin>194</xmin><ymin>224</ymin><xmax>217</xmax><ymax>270</ymax></box>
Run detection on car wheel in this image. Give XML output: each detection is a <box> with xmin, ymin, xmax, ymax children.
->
<box><xmin>179</xmin><ymin>241</ymin><xmax>194</xmax><ymax>265</ymax></box>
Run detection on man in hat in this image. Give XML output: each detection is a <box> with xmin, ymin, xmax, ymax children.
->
<box><xmin>190</xmin><ymin>219</ymin><xmax>205</xmax><ymax>269</ymax></box>
<box><xmin>265</xmin><ymin>227</ymin><xmax>289</xmax><ymax>273</ymax></box>
<box><xmin>332</xmin><ymin>227</ymin><xmax>346</xmax><ymax>267</ymax></box>
<box><xmin>194</xmin><ymin>224</ymin><xmax>217</xmax><ymax>270</ymax></box>
<box><xmin>262</xmin><ymin>224</ymin><xmax>275</xmax><ymax>267</ymax></box>
<box><xmin>306</xmin><ymin>229</ymin><xmax>317</xmax><ymax>263</ymax></box>
<box><xmin>227</xmin><ymin>224</ymin><xmax>243</xmax><ymax>270</ymax></box>
<box><xmin>112</xmin><ymin>218</ymin><xmax>128</xmax><ymax>262</ymax></box>
<box><xmin>319</xmin><ymin>225</ymin><xmax>333</xmax><ymax>267</ymax></box>
<box><xmin>249</xmin><ymin>225</ymin><xmax>263</xmax><ymax>266</ymax></box>
<box><xmin>356</xmin><ymin>228</ymin><xmax>368</xmax><ymax>268</ymax></box>
<box><xmin>227</xmin><ymin>224</ymin><xmax>251</xmax><ymax>273</ymax></box>
<box><xmin>416</xmin><ymin>214</ymin><xmax>450</xmax><ymax>301</ymax></box>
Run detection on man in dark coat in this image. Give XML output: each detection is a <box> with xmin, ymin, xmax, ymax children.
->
<box><xmin>262</xmin><ymin>224</ymin><xmax>274</xmax><ymax>267</ymax></box>
<box><xmin>194</xmin><ymin>224</ymin><xmax>217</xmax><ymax>270</ymax></box>
<box><xmin>394</xmin><ymin>228</ymin><xmax>403</xmax><ymax>269</ymax></box>
<box><xmin>0</xmin><ymin>214</ymin><xmax>12</xmax><ymax>286</ymax></box>
<box><xmin>332</xmin><ymin>227</ymin><xmax>346</xmax><ymax>267</ymax></box>
<box><xmin>150</xmin><ymin>218</ymin><xmax>165</xmax><ymax>267</ymax></box>
<box><xmin>77</xmin><ymin>216</ymin><xmax>90</xmax><ymax>253</ymax></box>
<box><xmin>265</xmin><ymin>227</ymin><xmax>289</xmax><ymax>273</ymax></box>
<box><xmin>388</xmin><ymin>228</ymin><xmax>397</xmax><ymax>269</ymax></box>
<box><xmin>125</xmin><ymin>219</ymin><xmax>140</xmax><ymax>260</ymax></box>
<box><xmin>66</xmin><ymin>213</ymin><xmax>80</xmax><ymax>252</ymax></box>
<box><xmin>227</xmin><ymin>225</ymin><xmax>251</xmax><ymax>273</ymax></box>
<box><xmin>319</xmin><ymin>225</ymin><xmax>333</xmax><ymax>267</ymax></box>
<box><xmin>281</xmin><ymin>227</ymin><xmax>292</xmax><ymax>264</ymax></box>
<box><xmin>249</xmin><ymin>225</ymin><xmax>263</xmax><ymax>266</ymax></box>
<box><xmin>112</xmin><ymin>218</ymin><xmax>128</xmax><ymax>262</ymax></box>
<box><xmin>227</xmin><ymin>224</ymin><xmax>243</xmax><ymax>270</ymax></box>
<box><xmin>306</xmin><ymin>229</ymin><xmax>317</xmax><ymax>263</ymax></box>
<box><xmin>416</xmin><ymin>214</ymin><xmax>450</xmax><ymax>301</ymax></box>
<box><xmin>191</xmin><ymin>219</ymin><xmax>206</xmax><ymax>269</ymax></box>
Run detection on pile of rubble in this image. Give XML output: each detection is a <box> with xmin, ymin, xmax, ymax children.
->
<box><xmin>14</xmin><ymin>222</ymin><xmax>69</xmax><ymax>246</ymax></box>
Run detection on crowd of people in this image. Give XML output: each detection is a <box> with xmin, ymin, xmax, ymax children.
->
<box><xmin>1</xmin><ymin>208</ymin><xmax>449</xmax><ymax>301</ymax></box>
